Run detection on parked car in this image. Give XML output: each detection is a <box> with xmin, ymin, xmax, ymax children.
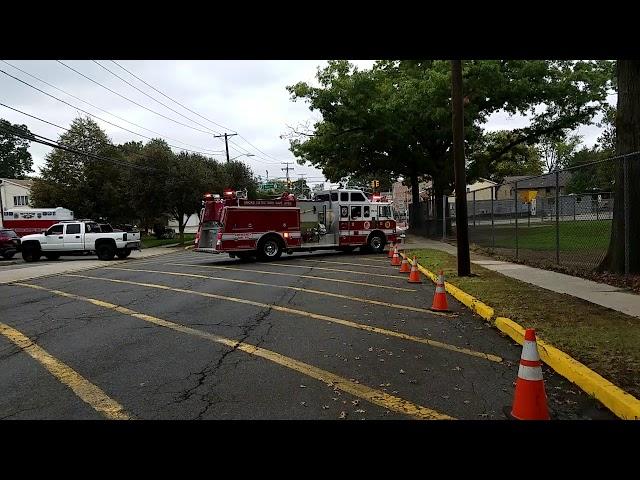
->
<box><xmin>20</xmin><ymin>220</ymin><xmax>141</xmax><ymax>262</ymax></box>
<box><xmin>0</xmin><ymin>229</ymin><xmax>21</xmax><ymax>259</ymax></box>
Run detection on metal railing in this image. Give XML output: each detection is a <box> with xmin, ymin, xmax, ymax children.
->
<box><xmin>416</xmin><ymin>153</ymin><xmax>637</xmax><ymax>273</ymax></box>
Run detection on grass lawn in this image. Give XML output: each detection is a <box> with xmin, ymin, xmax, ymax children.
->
<box><xmin>472</xmin><ymin>220</ymin><xmax>612</xmax><ymax>251</ymax></box>
<box><xmin>407</xmin><ymin>248</ymin><xmax>640</xmax><ymax>399</ymax></box>
<box><xmin>141</xmin><ymin>234</ymin><xmax>194</xmax><ymax>249</ymax></box>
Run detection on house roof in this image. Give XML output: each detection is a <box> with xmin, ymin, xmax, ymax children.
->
<box><xmin>0</xmin><ymin>178</ymin><xmax>34</xmax><ymax>188</ymax></box>
<box><xmin>500</xmin><ymin>171</ymin><xmax>572</xmax><ymax>189</ymax></box>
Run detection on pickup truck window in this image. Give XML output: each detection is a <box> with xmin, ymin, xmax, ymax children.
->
<box><xmin>66</xmin><ymin>224</ymin><xmax>81</xmax><ymax>234</ymax></box>
<box><xmin>85</xmin><ymin>223</ymin><xmax>101</xmax><ymax>233</ymax></box>
<box><xmin>48</xmin><ymin>225</ymin><xmax>63</xmax><ymax>235</ymax></box>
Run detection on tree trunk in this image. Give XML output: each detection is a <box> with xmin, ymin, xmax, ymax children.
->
<box><xmin>408</xmin><ymin>174</ymin><xmax>424</xmax><ymax>233</ymax></box>
<box><xmin>598</xmin><ymin>60</ymin><xmax>640</xmax><ymax>273</ymax></box>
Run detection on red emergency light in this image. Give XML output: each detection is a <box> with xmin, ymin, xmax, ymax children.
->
<box><xmin>223</xmin><ymin>189</ymin><xmax>234</xmax><ymax>196</ymax></box>
<box><xmin>372</xmin><ymin>194</ymin><xmax>381</xmax><ymax>201</ymax></box>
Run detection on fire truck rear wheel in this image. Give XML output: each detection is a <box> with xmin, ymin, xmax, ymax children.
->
<box><xmin>368</xmin><ymin>233</ymin><xmax>386</xmax><ymax>254</ymax></box>
<box><xmin>257</xmin><ymin>235</ymin><xmax>283</xmax><ymax>261</ymax></box>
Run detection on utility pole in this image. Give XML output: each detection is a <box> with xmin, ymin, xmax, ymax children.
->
<box><xmin>213</xmin><ymin>132</ymin><xmax>238</xmax><ymax>163</ymax></box>
<box><xmin>281</xmin><ymin>162</ymin><xmax>294</xmax><ymax>182</ymax></box>
<box><xmin>451</xmin><ymin>60</ymin><xmax>471</xmax><ymax>276</ymax></box>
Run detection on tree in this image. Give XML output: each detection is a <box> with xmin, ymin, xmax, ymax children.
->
<box><xmin>565</xmin><ymin>147</ymin><xmax>615</xmax><ymax>194</ymax></box>
<box><xmin>599</xmin><ymin>60</ymin><xmax>640</xmax><ymax>273</ymax></box>
<box><xmin>221</xmin><ymin>160</ymin><xmax>257</xmax><ymax>198</ymax></box>
<box><xmin>468</xmin><ymin>130</ymin><xmax>543</xmax><ymax>182</ymax></box>
<box><xmin>538</xmin><ymin>134</ymin><xmax>582</xmax><ymax>172</ymax></box>
<box><xmin>125</xmin><ymin>138</ymin><xmax>174</xmax><ymax>232</ymax></box>
<box><xmin>30</xmin><ymin>116</ymin><xmax>118</xmax><ymax>219</ymax></box>
<box><xmin>0</xmin><ymin>119</ymin><xmax>34</xmax><ymax>179</ymax></box>
<box><xmin>286</xmin><ymin>60</ymin><xmax>614</xmax><ymax>233</ymax></box>
<box><xmin>166</xmin><ymin>152</ymin><xmax>217</xmax><ymax>244</ymax></box>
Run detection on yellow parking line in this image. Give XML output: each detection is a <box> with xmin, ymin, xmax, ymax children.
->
<box><xmin>105</xmin><ymin>266</ymin><xmax>455</xmax><ymax>318</ymax></box>
<box><xmin>256</xmin><ymin>262</ymin><xmax>405</xmax><ymax>279</ymax></box>
<box><xmin>0</xmin><ymin>321</ymin><xmax>130</xmax><ymax>420</ymax></box>
<box><xmin>15</xmin><ymin>283</ymin><xmax>454</xmax><ymax>420</ymax></box>
<box><xmin>168</xmin><ymin>263</ymin><xmax>417</xmax><ymax>293</ymax></box>
<box><xmin>303</xmin><ymin>259</ymin><xmax>397</xmax><ymax>269</ymax></box>
<box><xmin>63</xmin><ymin>274</ymin><xmax>501</xmax><ymax>363</ymax></box>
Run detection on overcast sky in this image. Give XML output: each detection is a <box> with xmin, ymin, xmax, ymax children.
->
<box><xmin>0</xmin><ymin>60</ymin><xmax>615</xmax><ymax>188</ymax></box>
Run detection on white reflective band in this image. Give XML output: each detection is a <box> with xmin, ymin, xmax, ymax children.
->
<box><xmin>521</xmin><ymin>340</ymin><xmax>541</xmax><ymax>362</ymax></box>
<box><xmin>517</xmin><ymin>364</ymin><xmax>544</xmax><ymax>381</ymax></box>
<box><xmin>435</xmin><ymin>285</ymin><xmax>445</xmax><ymax>293</ymax></box>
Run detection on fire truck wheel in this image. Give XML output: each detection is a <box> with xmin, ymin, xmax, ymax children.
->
<box><xmin>367</xmin><ymin>233</ymin><xmax>386</xmax><ymax>254</ymax></box>
<box><xmin>236</xmin><ymin>252</ymin><xmax>254</xmax><ymax>262</ymax></box>
<box><xmin>2</xmin><ymin>251</ymin><xmax>15</xmax><ymax>259</ymax></box>
<box><xmin>257</xmin><ymin>235</ymin><xmax>283</xmax><ymax>261</ymax></box>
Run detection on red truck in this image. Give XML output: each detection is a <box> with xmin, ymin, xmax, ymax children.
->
<box><xmin>194</xmin><ymin>188</ymin><xmax>397</xmax><ymax>260</ymax></box>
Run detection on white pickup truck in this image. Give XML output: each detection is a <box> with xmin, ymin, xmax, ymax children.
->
<box><xmin>20</xmin><ymin>220</ymin><xmax>141</xmax><ymax>262</ymax></box>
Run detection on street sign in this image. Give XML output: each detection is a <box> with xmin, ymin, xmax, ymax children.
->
<box><xmin>520</xmin><ymin>190</ymin><xmax>538</xmax><ymax>204</ymax></box>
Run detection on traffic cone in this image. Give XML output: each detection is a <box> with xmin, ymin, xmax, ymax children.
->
<box><xmin>509</xmin><ymin>329</ymin><xmax>550</xmax><ymax>420</ymax></box>
<box><xmin>391</xmin><ymin>246</ymin><xmax>401</xmax><ymax>266</ymax></box>
<box><xmin>430</xmin><ymin>270</ymin><xmax>449</xmax><ymax>311</ymax></box>
<box><xmin>407</xmin><ymin>256</ymin><xmax>422</xmax><ymax>283</ymax></box>
<box><xmin>399</xmin><ymin>255</ymin><xmax>411</xmax><ymax>273</ymax></box>
<box><xmin>387</xmin><ymin>241</ymin><xmax>395</xmax><ymax>258</ymax></box>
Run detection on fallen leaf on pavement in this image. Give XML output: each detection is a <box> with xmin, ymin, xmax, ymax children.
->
<box><xmin>399</xmin><ymin>369</ymin><xmax>405</xmax><ymax>374</ymax></box>
<box><xmin>339</xmin><ymin>411</ymin><xmax>347</xmax><ymax>419</ymax></box>
<box><xmin>300</xmin><ymin>385</ymin><xmax>307</xmax><ymax>388</ymax></box>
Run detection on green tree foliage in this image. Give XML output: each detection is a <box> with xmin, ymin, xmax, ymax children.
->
<box><xmin>287</xmin><ymin>60</ymin><xmax>613</xmax><ymax>230</ymax></box>
<box><xmin>30</xmin><ymin>116</ymin><xmax>117</xmax><ymax>218</ymax></box>
<box><xmin>468</xmin><ymin>130</ymin><xmax>543</xmax><ymax>182</ymax></box>
<box><xmin>0</xmin><ymin>119</ymin><xmax>34</xmax><ymax>179</ymax></box>
<box><xmin>565</xmin><ymin>147</ymin><xmax>614</xmax><ymax>194</ymax></box>
<box><xmin>538</xmin><ymin>134</ymin><xmax>582</xmax><ymax>172</ymax></box>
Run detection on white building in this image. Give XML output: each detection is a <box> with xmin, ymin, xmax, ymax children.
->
<box><xmin>167</xmin><ymin>213</ymin><xmax>200</xmax><ymax>234</ymax></box>
<box><xmin>447</xmin><ymin>178</ymin><xmax>498</xmax><ymax>205</ymax></box>
<box><xmin>0</xmin><ymin>178</ymin><xmax>33</xmax><ymax>213</ymax></box>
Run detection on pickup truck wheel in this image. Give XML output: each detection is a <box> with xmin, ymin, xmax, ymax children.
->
<box><xmin>257</xmin><ymin>236</ymin><xmax>283</xmax><ymax>261</ymax></box>
<box><xmin>22</xmin><ymin>246</ymin><xmax>41</xmax><ymax>262</ymax></box>
<box><xmin>44</xmin><ymin>253</ymin><xmax>61</xmax><ymax>261</ymax></box>
<box><xmin>116</xmin><ymin>249</ymin><xmax>131</xmax><ymax>259</ymax></box>
<box><xmin>97</xmin><ymin>243</ymin><xmax>116</xmax><ymax>260</ymax></box>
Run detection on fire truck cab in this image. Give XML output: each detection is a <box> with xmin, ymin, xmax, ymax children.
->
<box><xmin>195</xmin><ymin>188</ymin><xmax>397</xmax><ymax>260</ymax></box>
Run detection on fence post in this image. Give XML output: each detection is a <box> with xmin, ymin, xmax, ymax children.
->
<box><xmin>555</xmin><ymin>170</ymin><xmax>560</xmax><ymax>265</ymax></box>
<box><xmin>442</xmin><ymin>194</ymin><xmax>446</xmax><ymax>241</ymax></box>
<box><xmin>573</xmin><ymin>197</ymin><xmax>576</xmax><ymax>221</ymax></box>
<box><xmin>514</xmin><ymin>181</ymin><xmax>518</xmax><ymax>259</ymax></box>
<box><xmin>473</xmin><ymin>190</ymin><xmax>476</xmax><ymax>229</ymax></box>
<box><xmin>491</xmin><ymin>186</ymin><xmax>495</xmax><ymax>252</ymax></box>
<box><xmin>596</xmin><ymin>195</ymin><xmax>599</xmax><ymax>221</ymax></box>
<box><xmin>624</xmin><ymin>155</ymin><xmax>630</xmax><ymax>275</ymax></box>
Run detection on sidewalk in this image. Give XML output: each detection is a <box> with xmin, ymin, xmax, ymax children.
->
<box><xmin>401</xmin><ymin>235</ymin><xmax>640</xmax><ymax>319</ymax></box>
<box><xmin>0</xmin><ymin>246</ymin><xmax>184</xmax><ymax>285</ymax></box>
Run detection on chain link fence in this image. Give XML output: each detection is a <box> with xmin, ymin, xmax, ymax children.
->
<box><xmin>414</xmin><ymin>153</ymin><xmax>636</xmax><ymax>274</ymax></box>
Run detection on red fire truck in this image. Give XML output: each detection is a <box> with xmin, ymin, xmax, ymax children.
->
<box><xmin>1</xmin><ymin>207</ymin><xmax>74</xmax><ymax>237</ymax></box>
<box><xmin>194</xmin><ymin>188</ymin><xmax>397</xmax><ymax>260</ymax></box>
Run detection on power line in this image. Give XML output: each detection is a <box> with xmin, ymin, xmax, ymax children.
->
<box><xmin>108</xmin><ymin>60</ymin><xmax>283</xmax><ymax>166</ymax></box>
<box><xmin>1</xmin><ymin>60</ymin><xmax>224</xmax><ymax>155</ymax></box>
<box><xmin>0</xmin><ymin>68</ymin><xmax>223</xmax><ymax>158</ymax></box>
<box><xmin>92</xmin><ymin>60</ymin><xmax>225</xmax><ymax>137</ymax></box>
<box><xmin>110</xmin><ymin>60</ymin><xmax>234</xmax><ymax>132</ymax></box>
<box><xmin>56</xmin><ymin>60</ymin><xmax>218</xmax><ymax>137</ymax></box>
<box><xmin>0</xmin><ymin>103</ymin><xmax>70</xmax><ymax>132</ymax></box>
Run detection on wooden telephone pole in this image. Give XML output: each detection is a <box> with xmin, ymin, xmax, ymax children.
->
<box><xmin>451</xmin><ymin>60</ymin><xmax>471</xmax><ymax>276</ymax></box>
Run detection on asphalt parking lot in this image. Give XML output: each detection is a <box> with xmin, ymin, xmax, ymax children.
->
<box><xmin>0</xmin><ymin>249</ymin><xmax>615</xmax><ymax>420</ymax></box>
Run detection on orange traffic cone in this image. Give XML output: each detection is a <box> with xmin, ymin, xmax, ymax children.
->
<box><xmin>399</xmin><ymin>255</ymin><xmax>411</xmax><ymax>273</ymax></box>
<box><xmin>430</xmin><ymin>270</ymin><xmax>449</xmax><ymax>311</ymax></box>
<box><xmin>407</xmin><ymin>256</ymin><xmax>422</xmax><ymax>283</ymax></box>
<box><xmin>391</xmin><ymin>246</ymin><xmax>401</xmax><ymax>266</ymax></box>
<box><xmin>509</xmin><ymin>329</ymin><xmax>550</xmax><ymax>420</ymax></box>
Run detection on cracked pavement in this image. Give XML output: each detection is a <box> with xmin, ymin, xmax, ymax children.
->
<box><xmin>0</xmin><ymin>249</ymin><xmax>615</xmax><ymax>420</ymax></box>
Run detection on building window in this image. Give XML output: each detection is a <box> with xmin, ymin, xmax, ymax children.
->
<box><xmin>13</xmin><ymin>195</ymin><xmax>29</xmax><ymax>206</ymax></box>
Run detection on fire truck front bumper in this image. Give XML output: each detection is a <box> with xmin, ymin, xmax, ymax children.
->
<box><xmin>194</xmin><ymin>248</ymin><xmax>221</xmax><ymax>254</ymax></box>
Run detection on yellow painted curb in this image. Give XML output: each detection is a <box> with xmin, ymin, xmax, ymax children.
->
<box><xmin>495</xmin><ymin>317</ymin><xmax>640</xmax><ymax>420</ymax></box>
<box><xmin>401</xmin><ymin>253</ymin><xmax>494</xmax><ymax>322</ymax></box>
<box><xmin>184</xmin><ymin>245</ymin><xmax>195</xmax><ymax>251</ymax></box>
<box><xmin>400</xmin><ymin>251</ymin><xmax>640</xmax><ymax>420</ymax></box>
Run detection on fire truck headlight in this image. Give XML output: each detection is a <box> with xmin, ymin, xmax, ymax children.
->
<box><xmin>283</xmin><ymin>232</ymin><xmax>289</xmax><ymax>238</ymax></box>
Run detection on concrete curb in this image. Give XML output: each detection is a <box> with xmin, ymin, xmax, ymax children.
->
<box><xmin>400</xmin><ymin>251</ymin><xmax>640</xmax><ymax>420</ymax></box>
